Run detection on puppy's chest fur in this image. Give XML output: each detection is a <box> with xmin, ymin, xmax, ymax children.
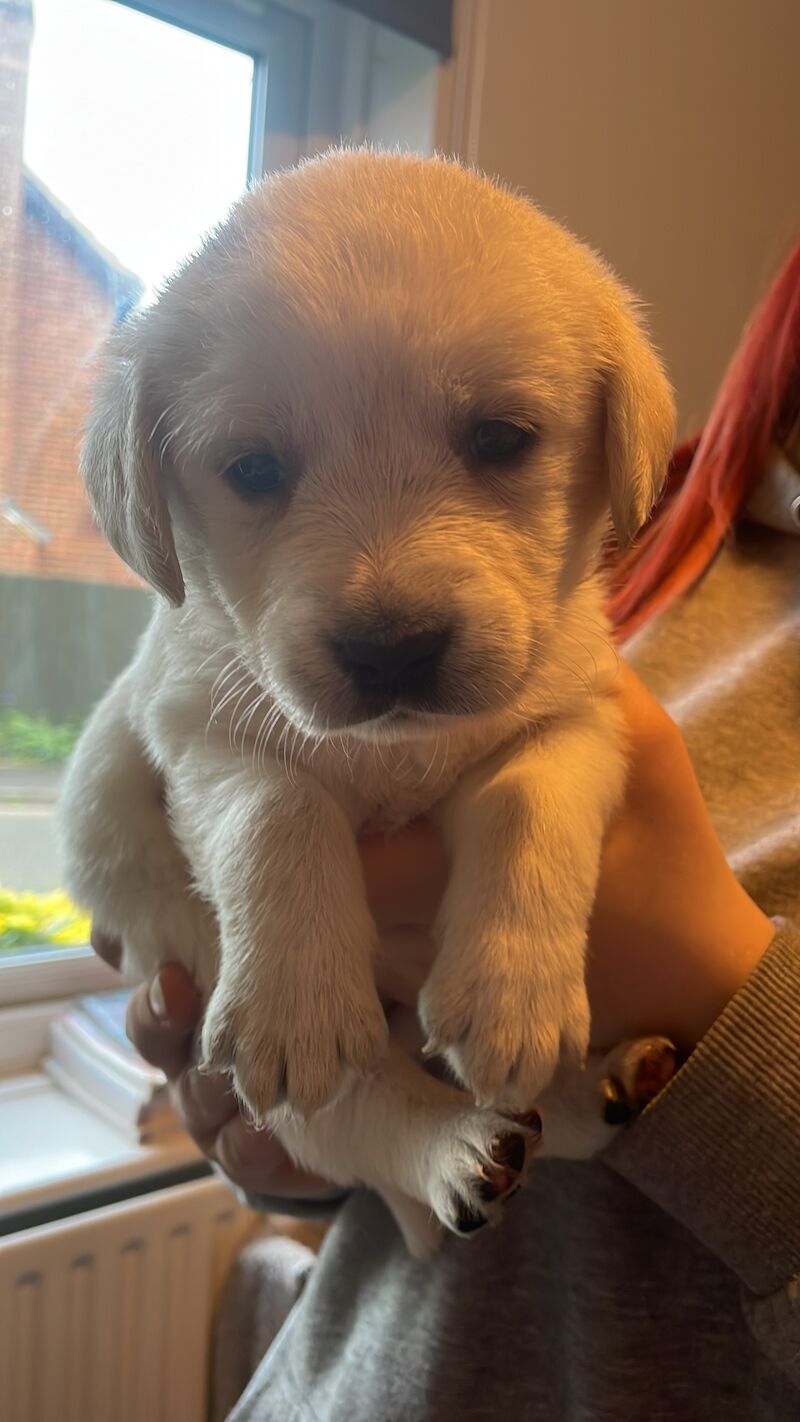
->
<box><xmin>316</xmin><ymin>733</ymin><xmax>497</xmax><ymax>832</ymax></box>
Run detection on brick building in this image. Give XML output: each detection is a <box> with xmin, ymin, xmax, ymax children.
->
<box><xmin>0</xmin><ymin>0</ymin><xmax>143</xmax><ymax>588</ymax></box>
<box><xmin>1</xmin><ymin>0</ymin><xmax>151</xmax><ymax>723</ymax></box>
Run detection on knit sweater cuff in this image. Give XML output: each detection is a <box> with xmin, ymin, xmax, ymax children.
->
<box><xmin>606</xmin><ymin>922</ymin><xmax>800</xmax><ymax>1297</ymax></box>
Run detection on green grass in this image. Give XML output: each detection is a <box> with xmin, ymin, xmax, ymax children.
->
<box><xmin>0</xmin><ymin>708</ymin><xmax>82</xmax><ymax>765</ymax></box>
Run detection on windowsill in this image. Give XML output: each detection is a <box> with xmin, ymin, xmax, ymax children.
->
<box><xmin>0</xmin><ymin>1069</ymin><xmax>203</xmax><ymax>1229</ymax></box>
<box><xmin>0</xmin><ymin>959</ymin><xmax>208</xmax><ymax>1232</ymax></box>
<box><xmin>0</xmin><ymin>944</ymin><xmax>120</xmax><ymax>1008</ymax></box>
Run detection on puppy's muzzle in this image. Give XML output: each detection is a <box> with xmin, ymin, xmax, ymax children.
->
<box><xmin>332</xmin><ymin>625</ymin><xmax>451</xmax><ymax>707</ymax></box>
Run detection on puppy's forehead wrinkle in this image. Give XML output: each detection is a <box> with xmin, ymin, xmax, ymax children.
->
<box><xmin>167</xmin><ymin>350</ymin><xmax>585</xmax><ymax>478</ymax></box>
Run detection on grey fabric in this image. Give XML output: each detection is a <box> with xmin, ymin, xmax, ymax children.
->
<box><xmin>212</xmin><ymin>1235</ymin><xmax>316</xmax><ymax>1422</ymax></box>
<box><xmin>228</xmin><ymin>524</ymin><xmax>800</xmax><ymax>1420</ymax></box>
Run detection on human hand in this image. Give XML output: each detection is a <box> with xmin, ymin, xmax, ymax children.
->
<box><xmin>584</xmin><ymin>665</ymin><xmax>775</xmax><ymax>1051</ymax></box>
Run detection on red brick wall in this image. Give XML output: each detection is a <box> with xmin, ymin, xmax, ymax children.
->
<box><xmin>0</xmin><ymin>209</ymin><xmax>141</xmax><ymax>587</ymax></box>
<box><xmin>0</xmin><ymin>0</ymin><xmax>139</xmax><ymax>589</ymax></box>
<box><xmin>0</xmin><ymin>206</ymin><xmax>140</xmax><ymax>583</ymax></box>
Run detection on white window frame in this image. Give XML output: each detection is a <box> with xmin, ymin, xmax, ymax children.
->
<box><xmin>0</xmin><ymin>946</ymin><xmax>120</xmax><ymax>1013</ymax></box>
<box><xmin>0</xmin><ymin>0</ymin><xmax>482</xmax><ymax>1017</ymax></box>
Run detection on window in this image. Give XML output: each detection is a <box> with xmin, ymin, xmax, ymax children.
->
<box><xmin>0</xmin><ymin>0</ymin><xmax>442</xmax><ymax>998</ymax></box>
<box><xmin>1</xmin><ymin>0</ymin><xmax>258</xmax><ymax>980</ymax></box>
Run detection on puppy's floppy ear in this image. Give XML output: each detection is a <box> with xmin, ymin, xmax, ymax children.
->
<box><xmin>81</xmin><ymin>328</ymin><xmax>185</xmax><ymax>607</ymax></box>
<box><xmin>600</xmin><ymin>297</ymin><xmax>676</xmax><ymax>547</ymax></box>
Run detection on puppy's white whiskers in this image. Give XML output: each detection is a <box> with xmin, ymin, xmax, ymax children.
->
<box><xmin>227</xmin><ymin>683</ymin><xmax>255</xmax><ymax>755</ymax></box>
<box><xmin>255</xmin><ymin>702</ymin><xmax>285</xmax><ymax>773</ymax></box>
<box><xmin>236</xmin><ymin>688</ymin><xmax>269</xmax><ymax>760</ymax></box>
<box><xmin>210</xmin><ymin>671</ymin><xmax>251</xmax><ymax>727</ymax></box>
<box><xmin>197</xmin><ymin>641</ymin><xmax>239</xmax><ymax>681</ymax></box>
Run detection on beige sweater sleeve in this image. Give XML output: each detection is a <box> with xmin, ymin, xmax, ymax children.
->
<box><xmin>606</xmin><ymin>922</ymin><xmax>800</xmax><ymax>1382</ymax></box>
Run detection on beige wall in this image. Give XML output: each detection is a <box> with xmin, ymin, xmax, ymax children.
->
<box><xmin>473</xmin><ymin>0</ymin><xmax>800</xmax><ymax>431</ymax></box>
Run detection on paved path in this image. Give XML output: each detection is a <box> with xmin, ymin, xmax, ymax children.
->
<box><xmin>0</xmin><ymin>804</ymin><xmax>61</xmax><ymax>892</ymax></box>
<box><xmin>0</xmin><ymin>765</ymin><xmax>63</xmax><ymax>805</ymax></box>
<box><xmin>0</xmin><ymin>765</ymin><xmax>64</xmax><ymax>892</ymax></box>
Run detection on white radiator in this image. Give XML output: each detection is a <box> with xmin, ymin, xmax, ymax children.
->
<box><xmin>0</xmin><ymin>1177</ymin><xmax>257</xmax><ymax>1422</ymax></box>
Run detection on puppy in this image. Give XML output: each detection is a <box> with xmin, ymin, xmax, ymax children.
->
<box><xmin>59</xmin><ymin>149</ymin><xmax>676</xmax><ymax>1256</ymax></box>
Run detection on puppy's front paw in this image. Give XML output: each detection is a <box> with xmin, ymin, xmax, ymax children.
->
<box><xmin>200</xmin><ymin>962</ymin><xmax>388</xmax><ymax>1123</ymax></box>
<box><xmin>419</xmin><ymin>929</ymin><xmax>590</xmax><ymax>1111</ymax></box>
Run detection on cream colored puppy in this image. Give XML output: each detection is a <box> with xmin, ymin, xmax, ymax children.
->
<box><xmin>59</xmin><ymin>149</ymin><xmax>675</xmax><ymax>1255</ymax></box>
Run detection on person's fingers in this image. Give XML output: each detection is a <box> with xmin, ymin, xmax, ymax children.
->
<box><xmin>213</xmin><ymin>1113</ymin><xmax>333</xmax><ymax>1196</ymax></box>
<box><xmin>374</xmin><ymin>927</ymin><xmax>436</xmax><ymax>1007</ymax></box>
<box><xmin>125</xmin><ymin>963</ymin><xmax>201</xmax><ymax>1079</ymax></box>
<box><xmin>172</xmin><ymin>1064</ymin><xmax>239</xmax><ymax>1151</ymax></box>
<box><xmin>90</xmin><ymin>926</ymin><xmax>122</xmax><ymax>971</ymax></box>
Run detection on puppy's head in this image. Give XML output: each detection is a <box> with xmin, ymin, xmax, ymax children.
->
<box><xmin>83</xmin><ymin>149</ymin><xmax>674</xmax><ymax>739</ymax></box>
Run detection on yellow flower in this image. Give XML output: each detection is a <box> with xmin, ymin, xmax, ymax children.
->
<box><xmin>0</xmin><ymin>885</ymin><xmax>91</xmax><ymax>949</ymax></box>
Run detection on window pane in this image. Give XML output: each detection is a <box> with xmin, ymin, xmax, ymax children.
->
<box><xmin>0</xmin><ymin>0</ymin><xmax>254</xmax><ymax>954</ymax></box>
<box><xmin>25</xmin><ymin>0</ymin><xmax>254</xmax><ymax>296</ymax></box>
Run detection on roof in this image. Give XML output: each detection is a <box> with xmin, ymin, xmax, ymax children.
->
<box><xmin>23</xmin><ymin>166</ymin><xmax>144</xmax><ymax>319</ymax></box>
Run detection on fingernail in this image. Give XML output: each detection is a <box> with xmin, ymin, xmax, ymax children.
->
<box><xmin>148</xmin><ymin>972</ymin><xmax>168</xmax><ymax>1020</ymax></box>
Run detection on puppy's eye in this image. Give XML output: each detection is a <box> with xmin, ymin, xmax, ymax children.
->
<box><xmin>468</xmin><ymin>419</ymin><xmax>534</xmax><ymax>466</ymax></box>
<box><xmin>225</xmin><ymin>451</ymin><xmax>286</xmax><ymax>497</ymax></box>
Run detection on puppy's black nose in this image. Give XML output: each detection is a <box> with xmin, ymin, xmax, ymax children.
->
<box><xmin>334</xmin><ymin>628</ymin><xmax>450</xmax><ymax>700</ymax></box>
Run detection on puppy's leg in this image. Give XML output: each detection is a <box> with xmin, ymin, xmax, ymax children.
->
<box><xmin>420</xmin><ymin>696</ymin><xmax>627</xmax><ymax>1112</ymax></box>
<box><xmin>173</xmin><ymin>763</ymin><xmax>387</xmax><ymax>1122</ymax></box>
<box><xmin>58</xmin><ymin>672</ymin><xmax>219</xmax><ymax>994</ymax></box>
<box><xmin>377</xmin><ymin>1189</ymin><xmax>443</xmax><ymax>1261</ymax></box>
<box><xmin>274</xmin><ymin>1036</ymin><xmax>539</xmax><ymax>1255</ymax></box>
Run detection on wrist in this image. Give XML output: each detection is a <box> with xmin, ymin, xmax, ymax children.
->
<box><xmin>588</xmin><ymin>885</ymin><xmax>775</xmax><ymax>1055</ymax></box>
<box><xmin>674</xmin><ymin>887</ymin><xmax>775</xmax><ymax>1051</ymax></box>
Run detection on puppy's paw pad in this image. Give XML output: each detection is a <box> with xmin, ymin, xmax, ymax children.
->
<box><xmin>601</xmin><ymin>1036</ymin><xmax>678</xmax><ymax>1124</ymax></box>
<box><xmin>427</xmin><ymin>1113</ymin><xmax>539</xmax><ymax>1240</ymax></box>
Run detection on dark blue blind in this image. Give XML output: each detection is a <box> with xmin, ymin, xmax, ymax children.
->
<box><xmin>335</xmin><ymin>0</ymin><xmax>452</xmax><ymax>57</ymax></box>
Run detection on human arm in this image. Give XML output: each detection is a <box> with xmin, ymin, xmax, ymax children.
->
<box><xmin>366</xmin><ymin>668</ymin><xmax>800</xmax><ymax>1384</ymax></box>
